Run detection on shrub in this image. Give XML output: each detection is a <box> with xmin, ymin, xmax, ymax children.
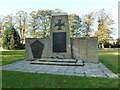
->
<box><xmin>2</xmin><ymin>26</ymin><xmax>21</xmax><ymax>50</ymax></box>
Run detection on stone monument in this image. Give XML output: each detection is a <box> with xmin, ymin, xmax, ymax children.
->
<box><xmin>25</xmin><ymin>13</ymin><xmax>98</xmax><ymax>63</ymax></box>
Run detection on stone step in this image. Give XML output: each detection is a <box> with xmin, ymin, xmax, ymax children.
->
<box><xmin>39</xmin><ymin>58</ymin><xmax>83</xmax><ymax>63</ymax></box>
<box><xmin>30</xmin><ymin>60</ymin><xmax>84</xmax><ymax>66</ymax></box>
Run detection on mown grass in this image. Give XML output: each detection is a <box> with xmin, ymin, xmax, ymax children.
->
<box><xmin>0</xmin><ymin>50</ymin><xmax>25</xmax><ymax>66</ymax></box>
<box><xmin>1</xmin><ymin>49</ymin><xmax>119</xmax><ymax>88</ymax></box>
<box><xmin>2</xmin><ymin>70</ymin><xmax>119</xmax><ymax>88</ymax></box>
<box><xmin>99</xmin><ymin>50</ymin><xmax>119</xmax><ymax>76</ymax></box>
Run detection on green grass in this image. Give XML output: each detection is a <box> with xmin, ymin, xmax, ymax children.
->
<box><xmin>1</xmin><ymin>49</ymin><xmax>119</xmax><ymax>88</ymax></box>
<box><xmin>1</xmin><ymin>50</ymin><xmax>25</xmax><ymax>66</ymax></box>
<box><xmin>99</xmin><ymin>50</ymin><xmax>119</xmax><ymax>76</ymax></box>
<box><xmin>2</xmin><ymin>70</ymin><xmax>119</xmax><ymax>88</ymax></box>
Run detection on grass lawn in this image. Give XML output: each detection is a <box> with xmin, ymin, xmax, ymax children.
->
<box><xmin>99</xmin><ymin>50</ymin><xmax>119</xmax><ymax>76</ymax></box>
<box><xmin>1</xmin><ymin>49</ymin><xmax>119</xmax><ymax>88</ymax></box>
<box><xmin>2</xmin><ymin>70</ymin><xmax>119</xmax><ymax>88</ymax></box>
<box><xmin>0</xmin><ymin>50</ymin><xmax>25</xmax><ymax>66</ymax></box>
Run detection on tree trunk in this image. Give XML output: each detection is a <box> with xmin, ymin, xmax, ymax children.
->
<box><xmin>109</xmin><ymin>45</ymin><xmax>111</xmax><ymax>48</ymax></box>
<box><xmin>98</xmin><ymin>44</ymin><xmax>101</xmax><ymax>48</ymax></box>
<box><xmin>102</xmin><ymin>43</ymin><xmax>104</xmax><ymax>48</ymax></box>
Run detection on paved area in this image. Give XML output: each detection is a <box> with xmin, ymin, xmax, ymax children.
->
<box><xmin>1</xmin><ymin>60</ymin><xmax>119</xmax><ymax>78</ymax></box>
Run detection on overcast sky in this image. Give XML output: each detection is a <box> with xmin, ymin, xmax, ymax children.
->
<box><xmin>0</xmin><ymin>0</ymin><xmax>119</xmax><ymax>38</ymax></box>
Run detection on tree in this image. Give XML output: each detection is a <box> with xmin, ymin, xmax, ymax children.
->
<box><xmin>37</xmin><ymin>10</ymin><xmax>53</xmax><ymax>38</ymax></box>
<box><xmin>82</xmin><ymin>12</ymin><xmax>95</xmax><ymax>36</ymax></box>
<box><xmin>2</xmin><ymin>26</ymin><xmax>21</xmax><ymax>50</ymax></box>
<box><xmin>28</xmin><ymin>10</ymin><xmax>53</xmax><ymax>38</ymax></box>
<box><xmin>52</xmin><ymin>8</ymin><xmax>62</xmax><ymax>13</ymax></box>
<box><xmin>28</xmin><ymin>11</ymin><xmax>38</xmax><ymax>38</ymax></box>
<box><xmin>0</xmin><ymin>15</ymin><xmax>4</xmax><ymax>37</ymax></box>
<box><xmin>0</xmin><ymin>16</ymin><xmax>3</xmax><ymax>48</ymax></box>
<box><xmin>94</xmin><ymin>9</ymin><xmax>115</xmax><ymax>48</ymax></box>
<box><xmin>69</xmin><ymin>14</ymin><xmax>82</xmax><ymax>37</ymax></box>
<box><xmin>2</xmin><ymin>15</ymin><xmax>15</xmax><ymax>29</ymax></box>
<box><xmin>15</xmin><ymin>10</ymin><xmax>28</xmax><ymax>44</ymax></box>
<box><xmin>115</xmin><ymin>38</ymin><xmax>120</xmax><ymax>48</ymax></box>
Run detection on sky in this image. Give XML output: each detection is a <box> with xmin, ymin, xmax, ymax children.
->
<box><xmin>0</xmin><ymin>0</ymin><xmax>119</xmax><ymax>38</ymax></box>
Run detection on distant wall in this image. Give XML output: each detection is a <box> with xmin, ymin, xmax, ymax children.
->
<box><xmin>72</xmin><ymin>37</ymin><xmax>98</xmax><ymax>63</ymax></box>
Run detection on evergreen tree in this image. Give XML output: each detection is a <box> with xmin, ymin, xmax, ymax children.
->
<box><xmin>2</xmin><ymin>26</ymin><xmax>21</xmax><ymax>50</ymax></box>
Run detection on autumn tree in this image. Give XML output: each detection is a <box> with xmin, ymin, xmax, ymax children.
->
<box><xmin>28</xmin><ymin>11</ymin><xmax>38</xmax><ymax>38</ymax></box>
<box><xmin>0</xmin><ymin>16</ymin><xmax>4</xmax><ymax>48</ymax></box>
<box><xmin>1</xmin><ymin>14</ymin><xmax>15</xmax><ymax>37</ymax></box>
<box><xmin>37</xmin><ymin>10</ymin><xmax>52</xmax><ymax>38</ymax></box>
<box><xmin>28</xmin><ymin>9</ymin><xmax>62</xmax><ymax>38</ymax></box>
<box><xmin>69</xmin><ymin>14</ymin><xmax>82</xmax><ymax>37</ymax></box>
<box><xmin>0</xmin><ymin>16</ymin><xmax>4</xmax><ymax>36</ymax></box>
<box><xmin>52</xmin><ymin>8</ymin><xmax>62</xmax><ymax>13</ymax></box>
<box><xmin>82</xmin><ymin>12</ymin><xmax>95</xmax><ymax>36</ymax></box>
<box><xmin>94</xmin><ymin>9</ymin><xmax>115</xmax><ymax>48</ymax></box>
<box><xmin>15</xmin><ymin>10</ymin><xmax>28</xmax><ymax>44</ymax></box>
<box><xmin>116</xmin><ymin>38</ymin><xmax>120</xmax><ymax>48</ymax></box>
<box><xmin>2</xmin><ymin>15</ymin><xmax>15</xmax><ymax>28</ymax></box>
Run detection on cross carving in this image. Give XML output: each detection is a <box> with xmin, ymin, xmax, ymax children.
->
<box><xmin>54</xmin><ymin>19</ymin><xmax>65</xmax><ymax>30</ymax></box>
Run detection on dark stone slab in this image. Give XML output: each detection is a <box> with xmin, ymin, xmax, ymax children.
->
<box><xmin>30</xmin><ymin>40</ymin><xmax>44</xmax><ymax>58</ymax></box>
<box><xmin>53</xmin><ymin>32</ymin><xmax>66</xmax><ymax>52</ymax></box>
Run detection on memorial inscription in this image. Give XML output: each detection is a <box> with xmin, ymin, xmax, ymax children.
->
<box><xmin>53</xmin><ymin>32</ymin><xmax>66</xmax><ymax>52</ymax></box>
